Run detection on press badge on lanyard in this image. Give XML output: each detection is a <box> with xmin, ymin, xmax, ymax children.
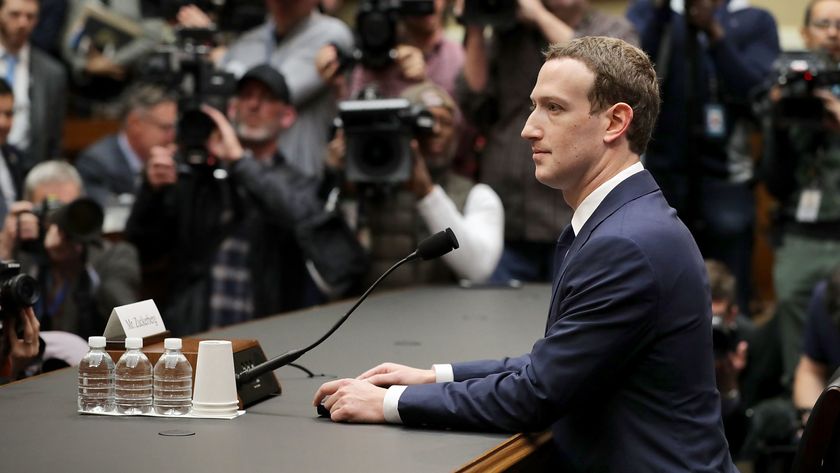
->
<box><xmin>704</xmin><ymin>104</ymin><xmax>726</xmax><ymax>139</ymax></box>
<box><xmin>796</xmin><ymin>188</ymin><xmax>822</xmax><ymax>223</ymax></box>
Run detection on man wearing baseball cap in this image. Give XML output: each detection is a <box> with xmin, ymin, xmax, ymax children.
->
<box><xmin>126</xmin><ymin>65</ymin><xmax>322</xmax><ymax>335</ymax></box>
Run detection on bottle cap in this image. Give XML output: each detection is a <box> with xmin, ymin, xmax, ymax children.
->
<box><xmin>164</xmin><ymin>338</ymin><xmax>182</xmax><ymax>350</ymax></box>
<box><xmin>124</xmin><ymin>337</ymin><xmax>143</xmax><ymax>349</ymax></box>
<box><xmin>88</xmin><ymin>336</ymin><xmax>106</xmax><ymax>348</ymax></box>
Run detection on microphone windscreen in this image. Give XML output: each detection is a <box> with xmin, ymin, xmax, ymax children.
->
<box><xmin>417</xmin><ymin>228</ymin><xmax>459</xmax><ymax>260</ymax></box>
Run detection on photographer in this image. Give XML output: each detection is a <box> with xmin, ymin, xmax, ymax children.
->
<box><xmin>0</xmin><ymin>161</ymin><xmax>140</xmax><ymax>339</ymax></box>
<box><xmin>0</xmin><ymin>306</ymin><xmax>40</xmax><ymax>384</ymax></box>
<box><xmin>706</xmin><ymin>259</ymin><xmax>752</xmax><ymax>455</ymax></box>
<box><xmin>326</xmin><ymin>82</ymin><xmax>503</xmax><ymax>288</ymax></box>
<box><xmin>75</xmin><ymin>84</ymin><xmax>177</xmax><ymax>208</ymax></box>
<box><xmin>793</xmin><ymin>264</ymin><xmax>840</xmax><ymax>427</ymax></box>
<box><xmin>126</xmin><ymin>65</ymin><xmax>323</xmax><ymax>335</ymax></box>
<box><xmin>760</xmin><ymin>0</ymin><xmax>840</xmax><ymax>389</ymax></box>
<box><xmin>316</xmin><ymin>0</ymin><xmax>463</xmax><ymax>101</ymax></box>
<box><xmin>627</xmin><ymin>0</ymin><xmax>780</xmax><ymax>313</ymax></box>
<box><xmin>458</xmin><ymin>0</ymin><xmax>637</xmax><ymax>284</ymax></box>
<box><xmin>222</xmin><ymin>0</ymin><xmax>353</xmax><ymax>178</ymax></box>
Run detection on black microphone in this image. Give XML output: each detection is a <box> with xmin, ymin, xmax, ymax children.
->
<box><xmin>236</xmin><ymin>228</ymin><xmax>459</xmax><ymax>388</ymax></box>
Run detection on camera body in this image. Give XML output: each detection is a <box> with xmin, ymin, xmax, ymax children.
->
<box><xmin>460</xmin><ymin>0</ymin><xmax>518</xmax><ymax>28</ymax></box>
<box><xmin>711</xmin><ymin>314</ymin><xmax>740</xmax><ymax>359</ymax></box>
<box><xmin>143</xmin><ymin>28</ymin><xmax>237</xmax><ymax>167</ymax></box>
<box><xmin>337</xmin><ymin>98</ymin><xmax>434</xmax><ymax>184</ymax></box>
<box><xmin>18</xmin><ymin>198</ymin><xmax>104</xmax><ymax>254</ymax></box>
<box><xmin>770</xmin><ymin>51</ymin><xmax>840</xmax><ymax>124</ymax></box>
<box><xmin>0</xmin><ymin>261</ymin><xmax>39</xmax><ymax>317</ymax></box>
<box><xmin>353</xmin><ymin>0</ymin><xmax>435</xmax><ymax>70</ymax></box>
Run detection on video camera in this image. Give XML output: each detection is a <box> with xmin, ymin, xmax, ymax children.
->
<box><xmin>336</xmin><ymin>97</ymin><xmax>434</xmax><ymax>184</ymax></box>
<box><xmin>459</xmin><ymin>0</ymin><xmax>518</xmax><ymax>28</ymax></box>
<box><xmin>765</xmin><ymin>51</ymin><xmax>840</xmax><ymax>125</ymax></box>
<box><xmin>340</xmin><ymin>0</ymin><xmax>435</xmax><ymax>71</ymax></box>
<box><xmin>18</xmin><ymin>198</ymin><xmax>105</xmax><ymax>254</ymax></box>
<box><xmin>142</xmin><ymin>28</ymin><xmax>237</xmax><ymax>167</ymax></box>
<box><xmin>0</xmin><ymin>261</ymin><xmax>38</xmax><ymax>319</ymax></box>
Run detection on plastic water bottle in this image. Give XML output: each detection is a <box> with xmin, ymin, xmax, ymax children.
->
<box><xmin>153</xmin><ymin>338</ymin><xmax>193</xmax><ymax>416</ymax></box>
<box><xmin>77</xmin><ymin>336</ymin><xmax>115</xmax><ymax>413</ymax></box>
<box><xmin>115</xmin><ymin>337</ymin><xmax>153</xmax><ymax>414</ymax></box>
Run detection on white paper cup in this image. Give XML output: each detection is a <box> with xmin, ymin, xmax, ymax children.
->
<box><xmin>191</xmin><ymin>340</ymin><xmax>238</xmax><ymax>415</ymax></box>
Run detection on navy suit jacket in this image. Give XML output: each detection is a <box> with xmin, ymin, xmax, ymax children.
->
<box><xmin>398</xmin><ymin>171</ymin><xmax>736</xmax><ymax>472</ymax></box>
<box><xmin>75</xmin><ymin>134</ymin><xmax>137</xmax><ymax>207</ymax></box>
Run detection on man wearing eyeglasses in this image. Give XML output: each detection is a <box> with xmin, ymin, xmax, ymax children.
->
<box><xmin>74</xmin><ymin>84</ymin><xmax>177</xmax><ymax>209</ymax></box>
<box><xmin>761</xmin><ymin>0</ymin><xmax>840</xmax><ymax>393</ymax></box>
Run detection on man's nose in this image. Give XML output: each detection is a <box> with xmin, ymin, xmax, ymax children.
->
<box><xmin>521</xmin><ymin>113</ymin><xmax>542</xmax><ymax>141</ymax></box>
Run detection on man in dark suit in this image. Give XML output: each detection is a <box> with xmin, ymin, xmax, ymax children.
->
<box><xmin>314</xmin><ymin>36</ymin><xmax>736</xmax><ymax>472</ymax></box>
<box><xmin>0</xmin><ymin>0</ymin><xmax>67</xmax><ymax>169</ymax></box>
<box><xmin>74</xmin><ymin>84</ymin><xmax>176</xmax><ymax>208</ymax></box>
<box><xmin>0</xmin><ymin>77</ymin><xmax>24</xmax><ymax>222</ymax></box>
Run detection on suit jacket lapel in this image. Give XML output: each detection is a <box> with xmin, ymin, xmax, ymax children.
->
<box><xmin>546</xmin><ymin>171</ymin><xmax>661</xmax><ymax>328</ymax></box>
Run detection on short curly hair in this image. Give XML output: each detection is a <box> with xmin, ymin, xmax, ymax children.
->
<box><xmin>544</xmin><ymin>36</ymin><xmax>660</xmax><ymax>155</ymax></box>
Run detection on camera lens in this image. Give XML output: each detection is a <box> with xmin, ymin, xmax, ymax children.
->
<box><xmin>357</xmin><ymin>136</ymin><xmax>401</xmax><ymax>178</ymax></box>
<box><xmin>3</xmin><ymin>274</ymin><xmax>39</xmax><ymax>308</ymax></box>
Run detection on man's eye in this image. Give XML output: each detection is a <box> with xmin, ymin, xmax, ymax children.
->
<box><xmin>529</xmin><ymin>103</ymin><xmax>536</xmax><ymax>112</ymax></box>
<box><xmin>547</xmin><ymin>103</ymin><xmax>561</xmax><ymax>112</ymax></box>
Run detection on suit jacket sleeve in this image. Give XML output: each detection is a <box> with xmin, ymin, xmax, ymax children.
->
<box><xmin>75</xmin><ymin>151</ymin><xmax>112</xmax><ymax>207</ymax></box>
<box><xmin>228</xmin><ymin>156</ymin><xmax>322</xmax><ymax>225</ymax></box>
<box><xmin>398</xmin><ymin>236</ymin><xmax>659</xmax><ymax>432</ymax></box>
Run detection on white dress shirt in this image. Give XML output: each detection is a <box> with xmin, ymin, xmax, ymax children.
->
<box><xmin>382</xmin><ymin>161</ymin><xmax>645</xmax><ymax>423</ymax></box>
<box><xmin>0</xmin><ymin>43</ymin><xmax>30</xmax><ymax>152</ymax></box>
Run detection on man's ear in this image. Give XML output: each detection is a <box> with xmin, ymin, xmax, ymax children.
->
<box><xmin>279</xmin><ymin>105</ymin><xmax>297</xmax><ymax>130</ymax></box>
<box><xmin>603</xmin><ymin>102</ymin><xmax>633</xmax><ymax>146</ymax></box>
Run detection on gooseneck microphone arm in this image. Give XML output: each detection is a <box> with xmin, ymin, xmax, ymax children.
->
<box><xmin>236</xmin><ymin>228</ymin><xmax>459</xmax><ymax>388</ymax></box>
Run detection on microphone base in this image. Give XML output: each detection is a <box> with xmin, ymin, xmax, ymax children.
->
<box><xmin>106</xmin><ymin>338</ymin><xmax>282</xmax><ymax>409</ymax></box>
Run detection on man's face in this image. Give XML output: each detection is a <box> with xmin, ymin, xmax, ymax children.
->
<box><xmin>30</xmin><ymin>181</ymin><xmax>83</xmax><ymax>264</ymax></box>
<box><xmin>231</xmin><ymin>80</ymin><xmax>293</xmax><ymax>143</ymax></box>
<box><xmin>521</xmin><ymin>58</ymin><xmax>606</xmax><ymax>191</ymax></box>
<box><xmin>418</xmin><ymin>106</ymin><xmax>457</xmax><ymax>171</ymax></box>
<box><xmin>403</xmin><ymin>0</ymin><xmax>445</xmax><ymax>37</ymax></box>
<box><xmin>126</xmin><ymin>101</ymin><xmax>177</xmax><ymax>161</ymax></box>
<box><xmin>0</xmin><ymin>93</ymin><xmax>13</xmax><ymax>144</ymax></box>
<box><xmin>803</xmin><ymin>0</ymin><xmax>840</xmax><ymax>60</ymax></box>
<box><xmin>0</xmin><ymin>0</ymin><xmax>37</xmax><ymax>52</ymax></box>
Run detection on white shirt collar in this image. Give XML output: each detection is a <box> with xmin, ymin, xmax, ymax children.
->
<box><xmin>117</xmin><ymin>132</ymin><xmax>143</xmax><ymax>176</ymax></box>
<box><xmin>571</xmin><ymin>162</ymin><xmax>644</xmax><ymax>235</ymax></box>
<box><xmin>0</xmin><ymin>42</ymin><xmax>30</xmax><ymax>62</ymax></box>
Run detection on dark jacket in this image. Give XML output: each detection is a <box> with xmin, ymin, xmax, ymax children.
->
<box><xmin>125</xmin><ymin>152</ymin><xmax>322</xmax><ymax>335</ymax></box>
<box><xmin>397</xmin><ymin>171</ymin><xmax>735</xmax><ymax>472</ymax></box>
<box><xmin>75</xmin><ymin>134</ymin><xmax>138</xmax><ymax>207</ymax></box>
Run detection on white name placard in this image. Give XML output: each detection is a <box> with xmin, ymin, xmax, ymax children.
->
<box><xmin>103</xmin><ymin>300</ymin><xmax>166</xmax><ymax>339</ymax></box>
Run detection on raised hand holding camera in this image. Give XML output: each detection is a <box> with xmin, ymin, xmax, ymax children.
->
<box><xmin>145</xmin><ymin>145</ymin><xmax>178</xmax><ymax>189</ymax></box>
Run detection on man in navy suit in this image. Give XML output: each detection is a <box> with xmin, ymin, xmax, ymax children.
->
<box><xmin>314</xmin><ymin>36</ymin><xmax>735</xmax><ymax>472</ymax></box>
<box><xmin>74</xmin><ymin>84</ymin><xmax>177</xmax><ymax>208</ymax></box>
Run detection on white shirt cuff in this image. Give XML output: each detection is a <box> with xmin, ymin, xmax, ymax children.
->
<box><xmin>383</xmin><ymin>385</ymin><xmax>407</xmax><ymax>424</ymax></box>
<box><xmin>432</xmin><ymin>364</ymin><xmax>454</xmax><ymax>383</ymax></box>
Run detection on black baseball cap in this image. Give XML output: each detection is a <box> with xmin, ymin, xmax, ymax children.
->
<box><xmin>237</xmin><ymin>64</ymin><xmax>291</xmax><ymax>104</ymax></box>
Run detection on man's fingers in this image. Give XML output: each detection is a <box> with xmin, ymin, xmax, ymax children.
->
<box><xmin>313</xmin><ymin>378</ymin><xmax>348</xmax><ymax>406</ymax></box>
<box><xmin>356</xmin><ymin>364</ymin><xmax>389</xmax><ymax>380</ymax></box>
<box><xmin>363</xmin><ymin>373</ymin><xmax>396</xmax><ymax>387</ymax></box>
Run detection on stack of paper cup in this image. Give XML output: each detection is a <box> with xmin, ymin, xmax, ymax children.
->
<box><xmin>191</xmin><ymin>340</ymin><xmax>239</xmax><ymax>415</ymax></box>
